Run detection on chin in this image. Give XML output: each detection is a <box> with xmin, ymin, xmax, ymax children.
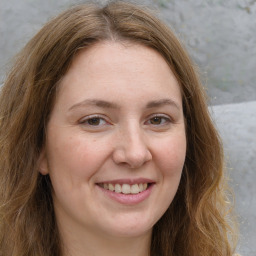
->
<box><xmin>101</xmin><ymin>216</ymin><xmax>155</xmax><ymax>238</ymax></box>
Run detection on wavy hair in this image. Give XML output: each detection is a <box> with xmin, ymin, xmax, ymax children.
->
<box><xmin>0</xmin><ymin>1</ymin><xmax>238</xmax><ymax>255</ymax></box>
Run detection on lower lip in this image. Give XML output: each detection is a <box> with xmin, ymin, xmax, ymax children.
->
<box><xmin>97</xmin><ymin>184</ymin><xmax>154</xmax><ymax>205</ymax></box>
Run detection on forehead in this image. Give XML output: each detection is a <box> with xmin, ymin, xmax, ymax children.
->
<box><xmin>67</xmin><ymin>41</ymin><xmax>172</xmax><ymax>76</ymax></box>
<box><xmin>55</xmin><ymin>41</ymin><xmax>182</xmax><ymax>110</ymax></box>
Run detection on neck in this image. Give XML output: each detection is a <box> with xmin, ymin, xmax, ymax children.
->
<box><xmin>60</xmin><ymin>224</ymin><xmax>152</xmax><ymax>256</ymax></box>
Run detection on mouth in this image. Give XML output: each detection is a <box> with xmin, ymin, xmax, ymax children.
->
<box><xmin>96</xmin><ymin>179</ymin><xmax>155</xmax><ymax>205</ymax></box>
<box><xmin>97</xmin><ymin>183</ymin><xmax>151</xmax><ymax>195</ymax></box>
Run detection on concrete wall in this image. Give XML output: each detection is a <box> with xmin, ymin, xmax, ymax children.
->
<box><xmin>211</xmin><ymin>101</ymin><xmax>256</xmax><ymax>256</ymax></box>
<box><xmin>1</xmin><ymin>0</ymin><xmax>255</xmax><ymax>255</ymax></box>
<box><xmin>1</xmin><ymin>0</ymin><xmax>256</xmax><ymax>105</ymax></box>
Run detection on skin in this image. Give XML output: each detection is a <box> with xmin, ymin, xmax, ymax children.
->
<box><xmin>39</xmin><ymin>41</ymin><xmax>187</xmax><ymax>256</ymax></box>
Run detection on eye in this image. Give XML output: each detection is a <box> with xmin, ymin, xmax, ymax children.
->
<box><xmin>79</xmin><ymin>115</ymin><xmax>108</xmax><ymax>127</ymax></box>
<box><xmin>145</xmin><ymin>115</ymin><xmax>171</xmax><ymax>126</ymax></box>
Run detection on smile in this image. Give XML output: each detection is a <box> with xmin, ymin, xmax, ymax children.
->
<box><xmin>98</xmin><ymin>183</ymin><xmax>148</xmax><ymax>194</ymax></box>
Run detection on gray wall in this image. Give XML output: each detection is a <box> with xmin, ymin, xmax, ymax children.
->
<box><xmin>211</xmin><ymin>101</ymin><xmax>256</xmax><ymax>256</ymax></box>
<box><xmin>1</xmin><ymin>0</ymin><xmax>256</xmax><ymax>105</ymax></box>
<box><xmin>1</xmin><ymin>0</ymin><xmax>255</xmax><ymax>255</ymax></box>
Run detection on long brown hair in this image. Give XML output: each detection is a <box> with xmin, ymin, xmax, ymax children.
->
<box><xmin>0</xmin><ymin>1</ymin><xmax>238</xmax><ymax>255</ymax></box>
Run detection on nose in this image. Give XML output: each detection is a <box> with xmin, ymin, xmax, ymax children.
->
<box><xmin>112</xmin><ymin>125</ymin><xmax>152</xmax><ymax>169</ymax></box>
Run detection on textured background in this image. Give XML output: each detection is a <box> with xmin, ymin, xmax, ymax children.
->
<box><xmin>1</xmin><ymin>0</ymin><xmax>255</xmax><ymax>255</ymax></box>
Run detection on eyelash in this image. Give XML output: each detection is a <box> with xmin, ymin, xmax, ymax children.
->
<box><xmin>79</xmin><ymin>115</ymin><xmax>108</xmax><ymax>127</ymax></box>
<box><xmin>145</xmin><ymin>114</ymin><xmax>172</xmax><ymax>126</ymax></box>
<box><xmin>79</xmin><ymin>114</ymin><xmax>172</xmax><ymax>128</ymax></box>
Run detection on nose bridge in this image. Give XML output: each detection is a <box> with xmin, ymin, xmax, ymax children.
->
<box><xmin>124</xmin><ymin>121</ymin><xmax>145</xmax><ymax>151</ymax></box>
<box><xmin>113</xmin><ymin>120</ymin><xmax>152</xmax><ymax>168</ymax></box>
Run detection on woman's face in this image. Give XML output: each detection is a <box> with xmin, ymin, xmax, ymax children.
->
<box><xmin>39</xmin><ymin>42</ymin><xmax>186</xmax><ymax>239</ymax></box>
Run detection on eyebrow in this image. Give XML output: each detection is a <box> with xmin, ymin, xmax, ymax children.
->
<box><xmin>146</xmin><ymin>99</ymin><xmax>180</xmax><ymax>110</ymax></box>
<box><xmin>68</xmin><ymin>99</ymin><xmax>120</xmax><ymax>111</ymax></box>
<box><xmin>68</xmin><ymin>98</ymin><xmax>180</xmax><ymax>111</ymax></box>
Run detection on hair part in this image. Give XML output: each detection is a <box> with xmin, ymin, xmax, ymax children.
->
<box><xmin>0</xmin><ymin>1</ymin><xmax>238</xmax><ymax>255</ymax></box>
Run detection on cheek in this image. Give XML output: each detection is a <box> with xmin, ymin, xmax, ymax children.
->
<box><xmin>155</xmin><ymin>134</ymin><xmax>186</xmax><ymax>176</ymax></box>
<box><xmin>46</xmin><ymin>132</ymin><xmax>110</xmax><ymax>185</ymax></box>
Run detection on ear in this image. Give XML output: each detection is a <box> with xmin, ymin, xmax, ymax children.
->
<box><xmin>38</xmin><ymin>147</ymin><xmax>49</xmax><ymax>175</ymax></box>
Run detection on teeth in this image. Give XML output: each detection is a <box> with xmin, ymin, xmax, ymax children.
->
<box><xmin>122</xmin><ymin>184</ymin><xmax>131</xmax><ymax>194</ymax></box>
<box><xmin>100</xmin><ymin>183</ymin><xmax>149</xmax><ymax>194</ymax></box>
<box><xmin>115</xmin><ymin>184</ymin><xmax>122</xmax><ymax>193</ymax></box>
<box><xmin>131</xmin><ymin>184</ymin><xmax>140</xmax><ymax>194</ymax></box>
<box><xmin>109</xmin><ymin>184</ymin><xmax>114</xmax><ymax>191</ymax></box>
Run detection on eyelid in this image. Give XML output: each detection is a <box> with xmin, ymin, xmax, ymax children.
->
<box><xmin>145</xmin><ymin>113</ymin><xmax>173</xmax><ymax>125</ymax></box>
<box><xmin>79</xmin><ymin>114</ymin><xmax>110</xmax><ymax>126</ymax></box>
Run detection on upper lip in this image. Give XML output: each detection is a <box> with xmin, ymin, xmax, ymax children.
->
<box><xmin>96</xmin><ymin>178</ymin><xmax>155</xmax><ymax>185</ymax></box>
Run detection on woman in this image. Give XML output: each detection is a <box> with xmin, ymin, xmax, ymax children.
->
<box><xmin>0</xmin><ymin>1</ymin><xmax>238</xmax><ymax>256</ymax></box>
